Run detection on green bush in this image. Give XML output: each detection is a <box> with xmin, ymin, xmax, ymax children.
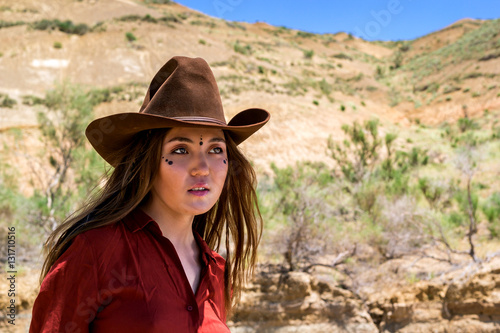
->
<box><xmin>296</xmin><ymin>31</ymin><xmax>314</xmax><ymax>38</ymax></box>
<box><xmin>260</xmin><ymin>162</ymin><xmax>337</xmax><ymax>271</ymax></box>
<box><xmin>318</xmin><ymin>79</ymin><xmax>332</xmax><ymax>95</ymax></box>
<box><xmin>0</xmin><ymin>93</ymin><xmax>16</xmax><ymax>108</ymax></box>
<box><xmin>53</xmin><ymin>41</ymin><xmax>62</xmax><ymax>49</ymax></box>
<box><xmin>190</xmin><ymin>20</ymin><xmax>216</xmax><ymax>28</ymax></box>
<box><xmin>226</xmin><ymin>21</ymin><xmax>246</xmax><ymax>30</ymax></box>
<box><xmin>482</xmin><ymin>192</ymin><xmax>500</xmax><ymax>237</ymax></box>
<box><xmin>22</xmin><ymin>95</ymin><xmax>45</xmax><ymax>106</ymax></box>
<box><xmin>125</xmin><ymin>32</ymin><xmax>137</xmax><ymax>42</ymax></box>
<box><xmin>0</xmin><ymin>83</ymin><xmax>106</xmax><ymax>241</ymax></box>
<box><xmin>0</xmin><ymin>20</ymin><xmax>25</xmax><ymax>29</ymax></box>
<box><xmin>32</xmin><ymin>19</ymin><xmax>89</xmax><ymax>35</ymax></box>
<box><xmin>332</xmin><ymin>53</ymin><xmax>352</xmax><ymax>60</ymax></box>
<box><xmin>303</xmin><ymin>49</ymin><xmax>314</xmax><ymax>59</ymax></box>
<box><xmin>233</xmin><ymin>41</ymin><xmax>252</xmax><ymax>55</ymax></box>
<box><xmin>117</xmin><ymin>14</ymin><xmax>180</xmax><ymax>24</ymax></box>
<box><xmin>458</xmin><ymin>117</ymin><xmax>478</xmax><ymax>132</ymax></box>
<box><xmin>328</xmin><ymin>119</ymin><xmax>381</xmax><ymax>183</ymax></box>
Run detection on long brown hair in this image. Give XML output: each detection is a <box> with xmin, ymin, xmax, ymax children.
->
<box><xmin>40</xmin><ymin>128</ymin><xmax>262</xmax><ymax>316</ymax></box>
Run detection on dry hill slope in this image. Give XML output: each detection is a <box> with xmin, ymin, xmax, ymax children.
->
<box><xmin>1</xmin><ymin>0</ymin><xmax>498</xmax><ymax>171</ymax></box>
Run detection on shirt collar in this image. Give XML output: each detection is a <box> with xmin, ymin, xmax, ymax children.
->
<box><xmin>122</xmin><ymin>207</ymin><xmax>217</xmax><ymax>263</ymax></box>
<box><xmin>194</xmin><ymin>231</ymin><xmax>217</xmax><ymax>264</ymax></box>
<box><xmin>122</xmin><ymin>207</ymin><xmax>157</xmax><ymax>233</ymax></box>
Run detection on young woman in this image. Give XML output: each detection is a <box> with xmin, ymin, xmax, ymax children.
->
<box><xmin>30</xmin><ymin>56</ymin><xmax>270</xmax><ymax>332</ymax></box>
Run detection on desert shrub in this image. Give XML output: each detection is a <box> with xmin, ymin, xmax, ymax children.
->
<box><xmin>0</xmin><ymin>168</ymin><xmax>46</xmax><ymax>250</ymax></box>
<box><xmin>443</xmin><ymin>85</ymin><xmax>461</xmax><ymax>94</ymax></box>
<box><xmin>391</xmin><ymin>51</ymin><xmax>403</xmax><ymax>70</ymax></box>
<box><xmin>90</xmin><ymin>21</ymin><xmax>106</xmax><ymax>32</ymax></box>
<box><xmin>32</xmin><ymin>19</ymin><xmax>89</xmax><ymax>35</ymax></box>
<box><xmin>458</xmin><ymin>117</ymin><xmax>479</xmax><ymax>132</ymax></box>
<box><xmin>117</xmin><ymin>15</ymin><xmax>143</xmax><ymax>22</ymax></box>
<box><xmin>283</xmin><ymin>77</ymin><xmax>308</xmax><ymax>96</ymax></box>
<box><xmin>1</xmin><ymin>83</ymin><xmax>107</xmax><ymax>250</ymax></box>
<box><xmin>0</xmin><ymin>20</ymin><xmax>25</xmax><ymax>29</ymax></box>
<box><xmin>88</xmin><ymin>88</ymin><xmax>114</xmax><ymax>104</ymax></box>
<box><xmin>125</xmin><ymin>32</ymin><xmax>137</xmax><ymax>42</ymax></box>
<box><xmin>226</xmin><ymin>21</ymin><xmax>246</xmax><ymax>30</ymax></box>
<box><xmin>418</xmin><ymin>177</ymin><xmax>455</xmax><ymax>211</ymax></box>
<box><xmin>327</xmin><ymin>119</ymin><xmax>381</xmax><ymax>183</ymax></box>
<box><xmin>296</xmin><ymin>31</ymin><xmax>314</xmax><ymax>38</ymax></box>
<box><xmin>233</xmin><ymin>41</ymin><xmax>252</xmax><ymax>55</ymax></box>
<box><xmin>158</xmin><ymin>14</ymin><xmax>180</xmax><ymax>24</ymax></box>
<box><xmin>303</xmin><ymin>49</ymin><xmax>314</xmax><ymax>59</ymax></box>
<box><xmin>377</xmin><ymin>196</ymin><xmax>427</xmax><ymax>258</ymax></box>
<box><xmin>0</xmin><ymin>93</ymin><xmax>17</xmax><ymax>108</ymax></box>
<box><xmin>259</xmin><ymin>162</ymin><xmax>337</xmax><ymax>271</ymax></box>
<box><xmin>482</xmin><ymin>192</ymin><xmax>500</xmax><ymax>237</ymax></box>
<box><xmin>317</xmin><ymin>79</ymin><xmax>332</xmax><ymax>96</ymax></box>
<box><xmin>32</xmin><ymin>83</ymin><xmax>105</xmax><ymax>232</ymax></box>
<box><xmin>190</xmin><ymin>20</ymin><xmax>216</xmax><ymax>28</ymax></box>
<box><xmin>22</xmin><ymin>95</ymin><xmax>45</xmax><ymax>106</ymax></box>
<box><xmin>332</xmin><ymin>53</ymin><xmax>352</xmax><ymax>61</ymax></box>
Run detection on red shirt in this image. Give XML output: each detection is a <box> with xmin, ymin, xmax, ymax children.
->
<box><xmin>30</xmin><ymin>208</ymin><xmax>230</xmax><ymax>333</ymax></box>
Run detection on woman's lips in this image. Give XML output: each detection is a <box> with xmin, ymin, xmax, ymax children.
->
<box><xmin>188</xmin><ymin>187</ymin><xmax>209</xmax><ymax>196</ymax></box>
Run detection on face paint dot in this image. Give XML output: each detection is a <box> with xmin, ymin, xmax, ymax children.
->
<box><xmin>199</xmin><ymin>141</ymin><xmax>203</xmax><ymax>146</ymax></box>
<box><xmin>223</xmin><ymin>160</ymin><xmax>227</xmax><ymax>164</ymax></box>
<box><xmin>168</xmin><ymin>161</ymin><xmax>173</xmax><ymax>165</ymax></box>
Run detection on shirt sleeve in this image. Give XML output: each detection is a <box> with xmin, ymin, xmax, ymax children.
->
<box><xmin>30</xmin><ymin>234</ymin><xmax>100</xmax><ymax>333</ymax></box>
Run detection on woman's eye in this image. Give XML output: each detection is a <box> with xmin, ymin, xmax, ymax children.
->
<box><xmin>210</xmin><ymin>147</ymin><xmax>224</xmax><ymax>154</ymax></box>
<box><xmin>173</xmin><ymin>147</ymin><xmax>187</xmax><ymax>154</ymax></box>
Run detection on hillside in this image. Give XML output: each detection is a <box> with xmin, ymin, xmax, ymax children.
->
<box><xmin>1</xmin><ymin>0</ymin><xmax>500</xmax><ymax>332</ymax></box>
<box><xmin>1</xmin><ymin>0</ymin><xmax>499</xmax><ymax>171</ymax></box>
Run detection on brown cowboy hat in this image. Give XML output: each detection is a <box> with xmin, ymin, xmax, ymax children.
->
<box><xmin>86</xmin><ymin>56</ymin><xmax>270</xmax><ymax>167</ymax></box>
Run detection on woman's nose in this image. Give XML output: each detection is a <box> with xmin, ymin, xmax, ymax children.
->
<box><xmin>190</xmin><ymin>153</ymin><xmax>209</xmax><ymax>176</ymax></box>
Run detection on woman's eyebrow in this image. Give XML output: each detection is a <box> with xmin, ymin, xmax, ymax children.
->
<box><xmin>167</xmin><ymin>137</ymin><xmax>193</xmax><ymax>143</ymax></box>
<box><xmin>209</xmin><ymin>137</ymin><xmax>226</xmax><ymax>143</ymax></box>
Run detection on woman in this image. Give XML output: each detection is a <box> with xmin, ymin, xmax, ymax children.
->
<box><xmin>30</xmin><ymin>56</ymin><xmax>270</xmax><ymax>332</ymax></box>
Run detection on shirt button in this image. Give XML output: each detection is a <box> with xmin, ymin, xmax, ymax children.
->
<box><xmin>187</xmin><ymin>305</ymin><xmax>194</xmax><ymax>311</ymax></box>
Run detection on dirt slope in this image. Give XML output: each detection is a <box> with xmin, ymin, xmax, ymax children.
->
<box><xmin>1</xmin><ymin>0</ymin><xmax>498</xmax><ymax>171</ymax></box>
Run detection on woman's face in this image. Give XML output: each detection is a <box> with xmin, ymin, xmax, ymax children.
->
<box><xmin>148</xmin><ymin>127</ymin><xmax>228</xmax><ymax>221</ymax></box>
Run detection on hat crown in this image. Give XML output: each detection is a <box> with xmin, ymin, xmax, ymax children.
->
<box><xmin>140</xmin><ymin>56</ymin><xmax>226</xmax><ymax>125</ymax></box>
<box><xmin>86</xmin><ymin>55</ymin><xmax>270</xmax><ymax>167</ymax></box>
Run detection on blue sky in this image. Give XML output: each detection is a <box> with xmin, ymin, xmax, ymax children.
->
<box><xmin>174</xmin><ymin>0</ymin><xmax>500</xmax><ymax>41</ymax></box>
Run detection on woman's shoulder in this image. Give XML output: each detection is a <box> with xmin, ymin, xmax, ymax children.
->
<box><xmin>76</xmin><ymin>221</ymin><xmax>123</xmax><ymax>244</ymax></box>
<box><xmin>70</xmin><ymin>209</ymin><xmax>145</xmax><ymax>249</ymax></box>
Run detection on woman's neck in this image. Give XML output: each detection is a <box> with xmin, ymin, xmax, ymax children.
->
<box><xmin>140</xmin><ymin>201</ymin><xmax>195</xmax><ymax>248</ymax></box>
<box><xmin>139</xmin><ymin>201</ymin><xmax>202</xmax><ymax>293</ymax></box>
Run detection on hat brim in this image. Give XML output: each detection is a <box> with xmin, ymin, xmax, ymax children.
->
<box><xmin>85</xmin><ymin>108</ymin><xmax>270</xmax><ymax>167</ymax></box>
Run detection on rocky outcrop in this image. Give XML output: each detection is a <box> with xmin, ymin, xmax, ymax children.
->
<box><xmin>228</xmin><ymin>270</ymin><xmax>378</xmax><ymax>332</ymax></box>
<box><xmin>368</xmin><ymin>261</ymin><xmax>500</xmax><ymax>332</ymax></box>
<box><xmin>229</xmin><ymin>259</ymin><xmax>500</xmax><ymax>332</ymax></box>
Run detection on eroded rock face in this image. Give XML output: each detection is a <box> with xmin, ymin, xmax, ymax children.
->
<box><xmin>229</xmin><ymin>271</ymin><xmax>378</xmax><ymax>333</ymax></box>
<box><xmin>370</xmin><ymin>261</ymin><xmax>500</xmax><ymax>333</ymax></box>
<box><xmin>228</xmin><ymin>260</ymin><xmax>500</xmax><ymax>333</ymax></box>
